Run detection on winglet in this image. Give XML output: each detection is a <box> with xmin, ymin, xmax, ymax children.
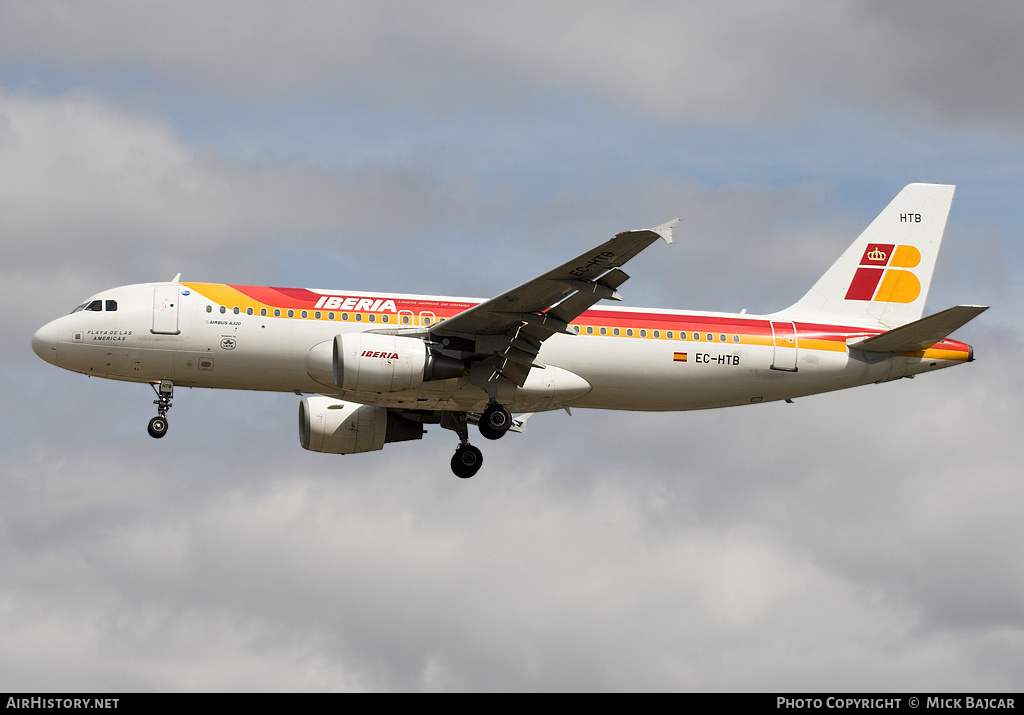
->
<box><xmin>651</xmin><ymin>219</ymin><xmax>681</xmax><ymax>245</ymax></box>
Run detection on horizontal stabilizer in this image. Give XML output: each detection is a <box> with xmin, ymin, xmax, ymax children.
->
<box><xmin>848</xmin><ymin>305</ymin><xmax>988</xmax><ymax>354</ymax></box>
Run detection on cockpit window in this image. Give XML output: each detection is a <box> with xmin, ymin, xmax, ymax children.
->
<box><xmin>72</xmin><ymin>299</ymin><xmax>113</xmax><ymax>314</ymax></box>
<box><xmin>105</xmin><ymin>300</ymin><xmax>117</xmax><ymax>312</ymax></box>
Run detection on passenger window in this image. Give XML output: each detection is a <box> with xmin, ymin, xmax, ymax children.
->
<box><xmin>369</xmin><ymin>314</ymin><xmax>376</xmax><ymax>322</ymax></box>
<box><xmin>382</xmin><ymin>314</ymin><xmax>389</xmax><ymax>323</ymax></box>
<box><xmin>206</xmin><ymin>305</ymin><xmax>212</xmax><ymax>313</ymax></box>
<box><xmin>626</xmin><ymin>328</ymin><xmax>633</xmax><ymax>337</ymax></box>
<box><xmin>586</xmin><ymin>327</ymin><xmax>594</xmax><ymax>335</ymax></box>
<box><xmin>273</xmin><ymin>309</ymin><xmax>281</xmax><ymax>317</ymax></box>
<box><xmin>355</xmin><ymin>314</ymin><xmax>362</xmax><ymax>322</ymax></box>
<box><xmin>287</xmin><ymin>310</ymin><xmax>294</xmax><ymax>318</ymax></box>
<box><xmin>599</xmin><ymin>327</ymin><xmax>607</xmax><ymax>335</ymax></box>
<box><xmin>314</xmin><ymin>311</ymin><xmax>321</xmax><ymax>319</ymax></box>
<box><xmin>706</xmin><ymin>334</ymin><xmax>713</xmax><ymax>342</ymax></box>
<box><xmin>260</xmin><ymin>308</ymin><xmax>267</xmax><ymax>316</ymax></box>
<box><xmin>720</xmin><ymin>334</ymin><xmax>726</xmax><ymax>342</ymax></box>
<box><xmin>328</xmin><ymin>312</ymin><xmax>335</xmax><ymax>320</ymax></box>
<box><xmin>653</xmin><ymin>330</ymin><xmax>660</xmax><ymax>338</ymax></box>
<box><xmin>301</xmin><ymin>310</ymin><xmax>308</xmax><ymax>319</ymax></box>
<box><xmin>220</xmin><ymin>306</ymin><xmax>226</xmax><ymax>314</ymax></box>
<box><xmin>105</xmin><ymin>300</ymin><xmax>117</xmax><ymax>311</ymax></box>
<box><xmin>732</xmin><ymin>335</ymin><xmax>740</xmax><ymax>343</ymax></box>
<box><xmin>612</xmin><ymin>328</ymin><xmax>620</xmax><ymax>336</ymax></box>
<box><xmin>246</xmin><ymin>307</ymin><xmax>254</xmax><ymax>315</ymax></box>
<box><xmin>640</xmin><ymin>330</ymin><xmax>647</xmax><ymax>337</ymax></box>
<box><xmin>667</xmin><ymin>331</ymin><xmax>674</xmax><ymax>339</ymax></box>
<box><xmin>693</xmin><ymin>333</ymin><xmax>699</xmax><ymax>341</ymax></box>
<box><xmin>233</xmin><ymin>307</ymin><xmax>240</xmax><ymax>315</ymax></box>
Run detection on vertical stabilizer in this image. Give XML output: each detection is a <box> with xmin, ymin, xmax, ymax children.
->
<box><xmin>777</xmin><ymin>184</ymin><xmax>955</xmax><ymax>328</ymax></box>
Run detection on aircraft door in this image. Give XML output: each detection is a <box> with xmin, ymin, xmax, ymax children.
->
<box><xmin>770</xmin><ymin>321</ymin><xmax>798</xmax><ymax>371</ymax></box>
<box><xmin>152</xmin><ymin>285</ymin><xmax>181</xmax><ymax>335</ymax></box>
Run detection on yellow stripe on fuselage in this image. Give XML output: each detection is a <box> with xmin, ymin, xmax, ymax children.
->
<box><xmin>905</xmin><ymin>348</ymin><xmax>971</xmax><ymax>362</ymax></box>
<box><xmin>794</xmin><ymin>338</ymin><xmax>847</xmax><ymax>353</ymax></box>
<box><xmin>184</xmin><ymin>283</ymin><xmax>278</xmax><ymax>313</ymax></box>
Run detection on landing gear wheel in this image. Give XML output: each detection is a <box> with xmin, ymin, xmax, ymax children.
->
<box><xmin>478</xmin><ymin>403</ymin><xmax>512</xmax><ymax>440</ymax></box>
<box><xmin>451</xmin><ymin>444</ymin><xmax>483</xmax><ymax>479</ymax></box>
<box><xmin>148</xmin><ymin>380</ymin><xmax>174</xmax><ymax>440</ymax></box>
<box><xmin>148</xmin><ymin>416</ymin><xmax>168</xmax><ymax>439</ymax></box>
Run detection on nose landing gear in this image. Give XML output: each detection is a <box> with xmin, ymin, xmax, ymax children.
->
<box><xmin>147</xmin><ymin>380</ymin><xmax>173</xmax><ymax>439</ymax></box>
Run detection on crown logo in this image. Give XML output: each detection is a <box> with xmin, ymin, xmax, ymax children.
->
<box><xmin>867</xmin><ymin>247</ymin><xmax>887</xmax><ymax>261</ymax></box>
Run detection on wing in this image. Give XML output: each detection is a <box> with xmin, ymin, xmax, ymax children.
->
<box><xmin>428</xmin><ymin>219</ymin><xmax>679</xmax><ymax>386</ymax></box>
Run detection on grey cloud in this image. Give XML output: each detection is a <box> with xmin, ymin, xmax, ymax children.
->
<box><xmin>0</xmin><ymin>91</ymin><xmax>522</xmax><ymax>293</ymax></box>
<box><xmin>3</xmin><ymin>365</ymin><xmax>1020</xmax><ymax>692</ymax></box>
<box><xmin>3</xmin><ymin>2</ymin><xmax>1023</xmax><ymax>126</ymax></box>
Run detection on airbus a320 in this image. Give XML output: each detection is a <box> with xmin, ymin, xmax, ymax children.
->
<box><xmin>33</xmin><ymin>184</ymin><xmax>986</xmax><ymax>478</ymax></box>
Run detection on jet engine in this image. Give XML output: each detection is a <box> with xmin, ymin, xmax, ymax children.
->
<box><xmin>332</xmin><ymin>333</ymin><xmax>464</xmax><ymax>392</ymax></box>
<box><xmin>298</xmin><ymin>396</ymin><xmax>424</xmax><ymax>454</ymax></box>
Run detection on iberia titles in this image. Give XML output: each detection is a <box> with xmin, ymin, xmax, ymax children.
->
<box><xmin>314</xmin><ymin>296</ymin><xmax>398</xmax><ymax>312</ymax></box>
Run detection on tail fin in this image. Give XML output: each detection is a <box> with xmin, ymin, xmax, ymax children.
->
<box><xmin>778</xmin><ymin>183</ymin><xmax>955</xmax><ymax>328</ymax></box>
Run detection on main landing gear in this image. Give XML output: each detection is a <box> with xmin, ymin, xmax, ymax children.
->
<box><xmin>442</xmin><ymin>401</ymin><xmax>514</xmax><ymax>479</ymax></box>
<box><xmin>452</xmin><ymin>443</ymin><xmax>484</xmax><ymax>479</ymax></box>
<box><xmin>442</xmin><ymin>412</ymin><xmax>482</xmax><ymax>479</ymax></box>
<box><xmin>478</xmin><ymin>401</ymin><xmax>513</xmax><ymax>440</ymax></box>
<box><xmin>147</xmin><ymin>380</ymin><xmax>173</xmax><ymax>439</ymax></box>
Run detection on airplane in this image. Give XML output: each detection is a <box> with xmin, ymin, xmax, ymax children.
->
<box><xmin>32</xmin><ymin>183</ymin><xmax>987</xmax><ymax>478</ymax></box>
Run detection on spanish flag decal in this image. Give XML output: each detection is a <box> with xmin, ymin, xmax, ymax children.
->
<box><xmin>673</xmin><ymin>352</ymin><xmax>688</xmax><ymax>362</ymax></box>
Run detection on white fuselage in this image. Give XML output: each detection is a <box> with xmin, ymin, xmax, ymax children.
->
<box><xmin>32</xmin><ymin>281</ymin><xmax>970</xmax><ymax>415</ymax></box>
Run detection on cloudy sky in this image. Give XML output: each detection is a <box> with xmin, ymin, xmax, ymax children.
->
<box><xmin>2</xmin><ymin>1</ymin><xmax>1022</xmax><ymax>692</ymax></box>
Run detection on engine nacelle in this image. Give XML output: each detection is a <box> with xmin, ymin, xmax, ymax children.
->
<box><xmin>332</xmin><ymin>333</ymin><xmax>463</xmax><ymax>393</ymax></box>
<box><xmin>298</xmin><ymin>396</ymin><xmax>424</xmax><ymax>454</ymax></box>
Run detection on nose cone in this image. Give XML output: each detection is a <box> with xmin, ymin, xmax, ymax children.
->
<box><xmin>32</xmin><ymin>320</ymin><xmax>60</xmax><ymax>365</ymax></box>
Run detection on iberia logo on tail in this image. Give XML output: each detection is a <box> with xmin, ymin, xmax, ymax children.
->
<box><xmin>844</xmin><ymin>243</ymin><xmax>922</xmax><ymax>303</ymax></box>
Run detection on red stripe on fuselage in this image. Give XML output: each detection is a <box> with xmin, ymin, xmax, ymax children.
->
<box><xmin>212</xmin><ymin>285</ymin><xmax>970</xmax><ymax>356</ymax></box>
